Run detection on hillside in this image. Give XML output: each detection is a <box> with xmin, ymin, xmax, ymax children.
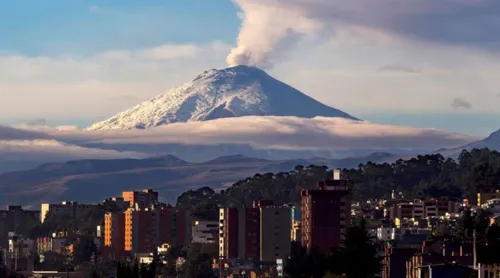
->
<box><xmin>0</xmin><ymin>153</ymin><xmax>397</xmax><ymax>207</ymax></box>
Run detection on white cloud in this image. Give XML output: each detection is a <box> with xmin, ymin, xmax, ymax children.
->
<box><xmin>0</xmin><ymin>139</ymin><xmax>144</xmax><ymax>161</ymax></box>
<box><xmin>0</xmin><ymin>42</ymin><xmax>229</xmax><ymax>119</ymax></box>
<box><xmin>37</xmin><ymin>116</ymin><xmax>477</xmax><ymax>151</ymax></box>
<box><xmin>140</xmin><ymin>44</ymin><xmax>201</xmax><ymax>60</ymax></box>
<box><xmin>0</xmin><ymin>116</ymin><xmax>480</xmax><ymax>172</ymax></box>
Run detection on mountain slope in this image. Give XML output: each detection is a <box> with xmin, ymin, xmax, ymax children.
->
<box><xmin>87</xmin><ymin>65</ymin><xmax>357</xmax><ymax>130</ymax></box>
<box><xmin>437</xmin><ymin>128</ymin><xmax>500</xmax><ymax>157</ymax></box>
<box><xmin>0</xmin><ymin>153</ymin><xmax>397</xmax><ymax>207</ymax></box>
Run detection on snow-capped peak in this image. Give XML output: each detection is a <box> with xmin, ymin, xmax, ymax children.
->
<box><xmin>86</xmin><ymin>65</ymin><xmax>357</xmax><ymax>130</ymax></box>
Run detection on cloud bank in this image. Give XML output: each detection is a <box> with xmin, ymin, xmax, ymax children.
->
<box><xmin>30</xmin><ymin>116</ymin><xmax>477</xmax><ymax>150</ymax></box>
<box><xmin>0</xmin><ymin>116</ymin><xmax>482</xmax><ymax>172</ymax></box>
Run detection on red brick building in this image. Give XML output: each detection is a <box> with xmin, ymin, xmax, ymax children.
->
<box><xmin>301</xmin><ymin>170</ymin><xmax>352</xmax><ymax>254</ymax></box>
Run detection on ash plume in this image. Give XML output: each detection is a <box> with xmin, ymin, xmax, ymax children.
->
<box><xmin>226</xmin><ymin>0</ymin><xmax>321</xmax><ymax>69</ymax></box>
<box><xmin>226</xmin><ymin>0</ymin><xmax>497</xmax><ymax>69</ymax></box>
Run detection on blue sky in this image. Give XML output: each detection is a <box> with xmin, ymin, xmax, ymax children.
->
<box><xmin>0</xmin><ymin>0</ymin><xmax>239</xmax><ymax>55</ymax></box>
<box><xmin>0</xmin><ymin>0</ymin><xmax>499</xmax><ymax>137</ymax></box>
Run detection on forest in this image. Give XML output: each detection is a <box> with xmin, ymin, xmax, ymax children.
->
<box><xmin>177</xmin><ymin>148</ymin><xmax>500</xmax><ymax>209</ymax></box>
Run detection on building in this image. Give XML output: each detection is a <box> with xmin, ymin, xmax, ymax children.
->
<box><xmin>4</xmin><ymin>233</ymin><xmax>36</xmax><ymax>272</ymax></box>
<box><xmin>104</xmin><ymin>212</ymin><xmax>125</xmax><ymax>258</ymax></box>
<box><xmin>40</xmin><ymin>202</ymin><xmax>98</xmax><ymax>223</ymax></box>
<box><xmin>37</xmin><ymin>236</ymin><xmax>66</xmax><ymax>254</ymax></box>
<box><xmin>481</xmin><ymin>198</ymin><xmax>500</xmax><ymax>215</ymax></box>
<box><xmin>122</xmin><ymin>189</ymin><xmax>158</xmax><ymax>208</ymax></box>
<box><xmin>477</xmin><ymin>190</ymin><xmax>500</xmax><ymax>206</ymax></box>
<box><xmin>259</xmin><ymin>206</ymin><xmax>291</xmax><ymax>262</ymax></box>
<box><xmin>192</xmin><ymin>220</ymin><xmax>218</xmax><ymax>243</ymax></box>
<box><xmin>415</xmin><ymin>264</ymin><xmax>475</xmax><ymax>278</ymax></box>
<box><xmin>7</xmin><ymin>232</ymin><xmax>35</xmax><ymax>259</ymax></box>
<box><xmin>219</xmin><ymin>207</ymin><xmax>260</xmax><ymax>261</ymax></box>
<box><xmin>103</xmin><ymin>197</ymin><xmax>128</xmax><ymax>211</ymax></box>
<box><xmin>377</xmin><ymin>227</ymin><xmax>393</xmax><ymax>241</ymax></box>
<box><xmin>291</xmin><ymin>206</ymin><xmax>301</xmax><ymax>242</ymax></box>
<box><xmin>301</xmin><ymin>169</ymin><xmax>352</xmax><ymax>253</ymax></box>
<box><xmin>0</xmin><ymin>206</ymin><xmax>40</xmax><ymax>246</ymax></box>
<box><xmin>104</xmin><ymin>207</ymin><xmax>191</xmax><ymax>256</ymax></box>
<box><xmin>219</xmin><ymin>204</ymin><xmax>291</xmax><ymax>262</ymax></box>
<box><xmin>389</xmin><ymin>200</ymin><xmax>459</xmax><ymax>220</ymax></box>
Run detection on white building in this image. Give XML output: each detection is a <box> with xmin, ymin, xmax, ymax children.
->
<box><xmin>192</xmin><ymin>220</ymin><xmax>218</xmax><ymax>243</ymax></box>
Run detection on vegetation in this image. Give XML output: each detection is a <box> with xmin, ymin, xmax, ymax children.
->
<box><xmin>177</xmin><ymin>149</ymin><xmax>500</xmax><ymax>211</ymax></box>
<box><xmin>429</xmin><ymin>207</ymin><xmax>500</xmax><ymax>265</ymax></box>
<box><xmin>285</xmin><ymin>220</ymin><xmax>381</xmax><ymax>278</ymax></box>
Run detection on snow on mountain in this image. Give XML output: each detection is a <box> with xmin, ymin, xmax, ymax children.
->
<box><xmin>86</xmin><ymin>65</ymin><xmax>357</xmax><ymax>130</ymax></box>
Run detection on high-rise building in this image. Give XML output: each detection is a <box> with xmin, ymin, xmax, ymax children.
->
<box><xmin>301</xmin><ymin>169</ymin><xmax>352</xmax><ymax>254</ymax></box>
<box><xmin>260</xmin><ymin>206</ymin><xmax>291</xmax><ymax>262</ymax></box>
<box><xmin>219</xmin><ymin>207</ymin><xmax>260</xmax><ymax>261</ymax></box>
<box><xmin>291</xmin><ymin>206</ymin><xmax>301</xmax><ymax>242</ymax></box>
<box><xmin>219</xmin><ymin>203</ymin><xmax>291</xmax><ymax>262</ymax></box>
<box><xmin>192</xmin><ymin>220</ymin><xmax>218</xmax><ymax>243</ymax></box>
<box><xmin>104</xmin><ymin>212</ymin><xmax>125</xmax><ymax>257</ymax></box>
<box><xmin>104</xmin><ymin>207</ymin><xmax>191</xmax><ymax>256</ymax></box>
<box><xmin>122</xmin><ymin>189</ymin><xmax>159</xmax><ymax>208</ymax></box>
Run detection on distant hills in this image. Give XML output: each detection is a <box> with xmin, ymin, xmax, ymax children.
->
<box><xmin>0</xmin><ymin>153</ymin><xmax>398</xmax><ymax>207</ymax></box>
<box><xmin>436</xmin><ymin>128</ymin><xmax>500</xmax><ymax>157</ymax></box>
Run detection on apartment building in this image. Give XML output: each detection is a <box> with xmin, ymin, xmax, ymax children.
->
<box><xmin>260</xmin><ymin>206</ymin><xmax>291</xmax><ymax>262</ymax></box>
<box><xmin>37</xmin><ymin>236</ymin><xmax>66</xmax><ymax>254</ymax></box>
<box><xmin>301</xmin><ymin>169</ymin><xmax>352</xmax><ymax>253</ymax></box>
<box><xmin>291</xmin><ymin>206</ymin><xmax>302</xmax><ymax>242</ymax></box>
<box><xmin>219</xmin><ymin>204</ymin><xmax>291</xmax><ymax>262</ymax></box>
<box><xmin>0</xmin><ymin>206</ymin><xmax>40</xmax><ymax>246</ymax></box>
<box><xmin>104</xmin><ymin>212</ymin><xmax>125</xmax><ymax>258</ymax></box>
<box><xmin>192</xmin><ymin>220</ymin><xmax>218</xmax><ymax>243</ymax></box>
<box><xmin>477</xmin><ymin>190</ymin><xmax>500</xmax><ymax>206</ymax></box>
<box><xmin>40</xmin><ymin>201</ymin><xmax>98</xmax><ymax>223</ymax></box>
<box><xmin>389</xmin><ymin>200</ymin><xmax>459</xmax><ymax>220</ymax></box>
<box><xmin>104</xmin><ymin>207</ymin><xmax>192</xmax><ymax>256</ymax></box>
<box><xmin>122</xmin><ymin>189</ymin><xmax>158</xmax><ymax>208</ymax></box>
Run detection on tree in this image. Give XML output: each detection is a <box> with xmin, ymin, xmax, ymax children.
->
<box><xmin>285</xmin><ymin>243</ymin><xmax>327</xmax><ymax>278</ymax></box>
<box><xmin>183</xmin><ymin>252</ymin><xmax>214</xmax><ymax>278</ymax></box>
<box><xmin>335</xmin><ymin>220</ymin><xmax>381</xmax><ymax>278</ymax></box>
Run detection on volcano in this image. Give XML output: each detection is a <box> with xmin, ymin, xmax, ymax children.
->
<box><xmin>87</xmin><ymin>65</ymin><xmax>358</xmax><ymax>130</ymax></box>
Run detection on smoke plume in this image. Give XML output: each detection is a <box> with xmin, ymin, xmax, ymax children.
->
<box><xmin>226</xmin><ymin>0</ymin><xmax>496</xmax><ymax>69</ymax></box>
<box><xmin>226</xmin><ymin>0</ymin><xmax>321</xmax><ymax>69</ymax></box>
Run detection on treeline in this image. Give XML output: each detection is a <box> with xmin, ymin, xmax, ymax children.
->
<box><xmin>177</xmin><ymin>148</ymin><xmax>500</xmax><ymax>212</ymax></box>
<box><xmin>285</xmin><ymin>220</ymin><xmax>381</xmax><ymax>278</ymax></box>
